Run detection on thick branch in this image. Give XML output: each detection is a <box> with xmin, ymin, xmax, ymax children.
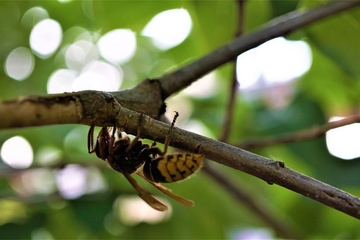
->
<box><xmin>0</xmin><ymin>0</ymin><xmax>359</xmax><ymax>222</ymax></box>
<box><xmin>0</xmin><ymin>91</ymin><xmax>119</xmax><ymax>129</ymax></box>
<box><xmin>1</xmin><ymin>93</ymin><xmax>360</xmax><ymax>219</ymax></box>
<box><xmin>158</xmin><ymin>0</ymin><xmax>360</xmax><ymax>97</ymax></box>
<box><xmin>0</xmin><ymin>80</ymin><xmax>164</xmax><ymax>129</ymax></box>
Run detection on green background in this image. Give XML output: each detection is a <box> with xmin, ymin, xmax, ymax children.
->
<box><xmin>1</xmin><ymin>0</ymin><xmax>360</xmax><ymax>239</ymax></box>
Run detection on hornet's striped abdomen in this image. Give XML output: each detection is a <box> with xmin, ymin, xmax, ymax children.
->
<box><xmin>144</xmin><ymin>153</ymin><xmax>204</xmax><ymax>183</ymax></box>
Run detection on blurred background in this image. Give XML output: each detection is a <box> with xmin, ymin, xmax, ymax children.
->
<box><xmin>1</xmin><ymin>0</ymin><xmax>360</xmax><ymax>239</ymax></box>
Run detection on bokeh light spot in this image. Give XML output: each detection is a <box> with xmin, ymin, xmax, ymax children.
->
<box><xmin>142</xmin><ymin>9</ymin><xmax>192</xmax><ymax>50</ymax></box>
<box><xmin>62</xmin><ymin>26</ymin><xmax>89</xmax><ymax>44</ymax></box>
<box><xmin>21</xmin><ymin>7</ymin><xmax>49</xmax><ymax>30</ymax></box>
<box><xmin>1</xmin><ymin>136</ymin><xmax>33</xmax><ymax>169</ymax></box>
<box><xmin>31</xmin><ymin>228</ymin><xmax>55</xmax><ymax>240</ymax></box>
<box><xmin>5</xmin><ymin>47</ymin><xmax>35</xmax><ymax>81</ymax></box>
<box><xmin>55</xmin><ymin>164</ymin><xmax>87</xmax><ymax>199</ymax></box>
<box><xmin>231</xmin><ymin>227</ymin><xmax>274</xmax><ymax>240</ymax></box>
<box><xmin>65</xmin><ymin>40</ymin><xmax>99</xmax><ymax>71</ymax></box>
<box><xmin>115</xmin><ymin>196</ymin><xmax>171</xmax><ymax>226</ymax></box>
<box><xmin>35</xmin><ymin>146</ymin><xmax>63</xmax><ymax>166</ymax></box>
<box><xmin>47</xmin><ymin>69</ymin><xmax>77</xmax><ymax>93</ymax></box>
<box><xmin>326</xmin><ymin>116</ymin><xmax>360</xmax><ymax>160</ymax></box>
<box><xmin>237</xmin><ymin>37</ymin><xmax>312</xmax><ymax>89</ymax></box>
<box><xmin>182</xmin><ymin>72</ymin><xmax>217</xmax><ymax>98</ymax></box>
<box><xmin>71</xmin><ymin>60</ymin><xmax>122</xmax><ymax>91</ymax></box>
<box><xmin>236</xmin><ymin>50</ymin><xmax>261</xmax><ymax>89</ymax></box>
<box><xmin>85</xmin><ymin>166</ymin><xmax>108</xmax><ymax>194</ymax></box>
<box><xmin>181</xmin><ymin>120</ymin><xmax>215</xmax><ymax>138</ymax></box>
<box><xmin>30</xmin><ymin>19</ymin><xmax>62</xmax><ymax>58</ymax></box>
<box><xmin>97</xmin><ymin>29</ymin><xmax>136</xmax><ymax>64</ymax></box>
<box><xmin>20</xmin><ymin>169</ymin><xmax>57</xmax><ymax>195</ymax></box>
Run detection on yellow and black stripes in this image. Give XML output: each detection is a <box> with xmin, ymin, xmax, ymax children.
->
<box><xmin>144</xmin><ymin>153</ymin><xmax>204</xmax><ymax>183</ymax></box>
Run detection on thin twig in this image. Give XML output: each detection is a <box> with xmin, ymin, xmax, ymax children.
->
<box><xmin>219</xmin><ymin>66</ymin><xmax>239</xmax><ymax>142</ymax></box>
<box><xmin>159</xmin><ymin>0</ymin><xmax>360</xmax><ymax>98</ymax></box>
<box><xmin>239</xmin><ymin>114</ymin><xmax>360</xmax><ymax>149</ymax></box>
<box><xmin>219</xmin><ymin>0</ymin><xmax>244</xmax><ymax>142</ymax></box>
<box><xmin>213</xmin><ymin>1</ymin><xmax>298</xmax><ymax>236</ymax></box>
<box><xmin>234</xmin><ymin>0</ymin><xmax>246</xmax><ymax>38</ymax></box>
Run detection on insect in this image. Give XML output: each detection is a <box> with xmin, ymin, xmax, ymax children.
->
<box><xmin>87</xmin><ymin>112</ymin><xmax>204</xmax><ymax>211</ymax></box>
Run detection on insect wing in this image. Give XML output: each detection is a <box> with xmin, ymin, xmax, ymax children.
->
<box><xmin>87</xmin><ymin>126</ymin><xmax>96</xmax><ymax>153</ymax></box>
<box><xmin>122</xmin><ymin>170</ymin><xmax>168</xmax><ymax>211</ymax></box>
<box><xmin>137</xmin><ymin>171</ymin><xmax>194</xmax><ymax>207</ymax></box>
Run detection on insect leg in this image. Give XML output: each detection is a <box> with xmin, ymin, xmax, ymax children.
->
<box><xmin>122</xmin><ymin>170</ymin><xmax>168</xmax><ymax>211</ymax></box>
<box><xmin>136</xmin><ymin>171</ymin><xmax>194</xmax><ymax>207</ymax></box>
<box><xmin>111</xmin><ymin>122</ymin><xmax>117</xmax><ymax>139</ymax></box>
<box><xmin>125</xmin><ymin>111</ymin><xmax>144</xmax><ymax>153</ymax></box>
<box><xmin>107</xmin><ymin>126</ymin><xmax>116</xmax><ymax>154</ymax></box>
<box><xmin>163</xmin><ymin>111</ymin><xmax>179</xmax><ymax>154</ymax></box>
<box><xmin>147</xmin><ymin>146</ymin><xmax>164</xmax><ymax>157</ymax></box>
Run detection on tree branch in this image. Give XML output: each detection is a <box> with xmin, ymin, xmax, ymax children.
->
<box><xmin>218</xmin><ymin>0</ymin><xmax>245</xmax><ymax>142</ymax></box>
<box><xmin>119</xmin><ymin>107</ymin><xmax>360</xmax><ymax>220</ymax></box>
<box><xmin>2</xmin><ymin>93</ymin><xmax>360</xmax><ymax>219</ymax></box>
<box><xmin>1</xmin><ymin>0</ymin><xmax>360</xmax><ymax>223</ymax></box>
<box><xmin>2</xmin><ymin>1</ymin><xmax>359</xmax><ymax>129</ymax></box>
<box><xmin>158</xmin><ymin>0</ymin><xmax>360</xmax><ymax>98</ymax></box>
<box><xmin>239</xmin><ymin>114</ymin><xmax>360</xmax><ymax>149</ymax></box>
<box><xmin>0</xmin><ymin>80</ymin><xmax>164</xmax><ymax>129</ymax></box>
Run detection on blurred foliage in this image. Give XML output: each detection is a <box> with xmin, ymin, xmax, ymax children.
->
<box><xmin>1</xmin><ymin>0</ymin><xmax>360</xmax><ymax>239</ymax></box>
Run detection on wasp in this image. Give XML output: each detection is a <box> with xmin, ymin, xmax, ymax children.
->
<box><xmin>87</xmin><ymin>112</ymin><xmax>204</xmax><ymax>211</ymax></box>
